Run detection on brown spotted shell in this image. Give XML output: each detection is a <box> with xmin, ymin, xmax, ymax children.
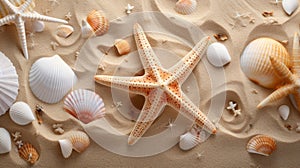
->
<box><xmin>246</xmin><ymin>135</ymin><xmax>276</xmax><ymax>156</ymax></box>
<box><xmin>86</xmin><ymin>10</ymin><xmax>109</xmax><ymax>36</ymax></box>
<box><xmin>18</xmin><ymin>142</ymin><xmax>39</xmax><ymax>164</ymax></box>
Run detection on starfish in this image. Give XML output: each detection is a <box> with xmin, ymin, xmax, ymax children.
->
<box><xmin>0</xmin><ymin>0</ymin><xmax>67</xmax><ymax>59</ymax></box>
<box><xmin>125</xmin><ymin>4</ymin><xmax>134</xmax><ymax>14</ymax></box>
<box><xmin>257</xmin><ymin>32</ymin><xmax>300</xmax><ymax>109</ymax></box>
<box><xmin>94</xmin><ymin>23</ymin><xmax>216</xmax><ymax>145</ymax></box>
<box><xmin>226</xmin><ymin>101</ymin><xmax>241</xmax><ymax>117</ymax></box>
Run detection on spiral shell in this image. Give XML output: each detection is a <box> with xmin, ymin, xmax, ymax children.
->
<box><xmin>18</xmin><ymin>142</ymin><xmax>39</xmax><ymax>164</ymax></box>
<box><xmin>174</xmin><ymin>0</ymin><xmax>197</xmax><ymax>15</ymax></box>
<box><xmin>0</xmin><ymin>0</ymin><xmax>35</xmax><ymax>18</ymax></box>
<box><xmin>246</xmin><ymin>135</ymin><xmax>276</xmax><ymax>156</ymax></box>
<box><xmin>86</xmin><ymin>10</ymin><xmax>109</xmax><ymax>36</ymax></box>
<box><xmin>240</xmin><ymin>38</ymin><xmax>290</xmax><ymax>89</ymax></box>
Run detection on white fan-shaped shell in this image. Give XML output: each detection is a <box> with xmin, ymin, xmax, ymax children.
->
<box><xmin>0</xmin><ymin>128</ymin><xmax>11</xmax><ymax>154</ymax></box>
<box><xmin>0</xmin><ymin>52</ymin><xmax>19</xmax><ymax>116</ymax></box>
<box><xmin>29</xmin><ymin>55</ymin><xmax>77</xmax><ymax>104</ymax></box>
<box><xmin>64</xmin><ymin>89</ymin><xmax>106</xmax><ymax>124</ymax></box>
<box><xmin>207</xmin><ymin>42</ymin><xmax>231</xmax><ymax>67</ymax></box>
<box><xmin>9</xmin><ymin>101</ymin><xmax>35</xmax><ymax>125</ymax></box>
<box><xmin>278</xmin><ymin>104</ymin><xmax>290</xmax><ymax>120</ymax></box>
<box><xmin>0</xmin><ymin>0</ymin><xmax>35</xmax><ymax>18</ymax></box>
<box><xmin>81</xmin><ymin>20</ymin><xmax>93</xmax><ymax>39</ymax></box>
<box><xmin>67</xmin><ymin>131</ymin><xmax>90</xmax><ymax>153</ymax></box>
<box><xmin>282</xmin><ymin>0</ymin><xmax>299</xmax><ymax>15</ymax></box>
<box><xmin>179</xmin><ymin>129</ymin><xmax>205</xmax><ymax>150</ymax></box>
<box><xmin>58</xmin><ymin>139</ymin><xmax>73</xmax><ymax>159</ymax></box>
<box><xmin>174</xmin><ymin>0</ymin><xmax>197</xmax><ymax>15</ymax></box>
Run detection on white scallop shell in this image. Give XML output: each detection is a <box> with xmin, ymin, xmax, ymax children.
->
<box><xmin>29</xmin><ymin>55</ymin><xmax>77</xmax><ymax>104</ymax></box>
<box><xmin>9</xmin><ymin>101</ymin><xmax>35</xmax><ymax>125</ymax></box>
<box><xmin>64</xmin><ymin>89</ymin><xmax>106</xmax><ymax>124</ymax></box>
<box><xmin>56</xmin><ymin>25</ymin><xmax>74</xmax><ymax>38</ymax></box>
<box><xmin>58</xmin><ymin>139</ymin><xmax>73</xmax><ymax>159</ymax></box>
<box><xmin>0</xmin><ymin>128</ymin><xmax>11</xmax><ymax>154</ymax></box>
<box><xmin>0</xmin><ymin>0</ymin><xmax>35</xmax><ymax>18</ymax></box>
<box><xmin>282</xmin><ymin>0</ymin><xmax>299</xmax><ymax>15</ymax></box>
<box><xmin>174</xmin><ymin>0</ymin><xmax>197</xmax><ymax>15</ymax></box>
<box><xmin>81</xmin><ymin>19</ymin><xmax>93</xmax><ymax>39</ymax></box>
<box><xmin>179</xmin><ymin>128</ymin><xmax>205</xmax><ymax>150</ymax></box>
<box><xmin>0</xmin><ymin>52</ymin><xmax>19</xmax><ymax>116</ymax></box>
<box><xmin>278</xmin><ymin>104</ymin><xmax>290</xmax><ymax>120</ymax></box>
<box><xmin>206</xmin><ymin>42</ymin><xmax>231</xmax><ymax>67</ymax></box>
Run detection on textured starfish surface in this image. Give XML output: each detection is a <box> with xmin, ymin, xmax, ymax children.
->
<box><xmin>95</xmin><ymin>23</ymin><xmax>216</xmax><ymax>145</ymax></box>
<box><xmin>258</xmin><ymin>32</ymin><xmax>300</xmax><ymax>109</ymax></box>
<box><xmin>0</xmin><ymin>0</ymin><xmax>67</xmax><ymax>59</ymax></box>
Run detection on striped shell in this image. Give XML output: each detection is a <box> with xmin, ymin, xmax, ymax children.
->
<box><xmin>68</xmin><ymin>131</ymin><xmax>90</xmax><ymax>153</ymax></box>
<box><xmin>174</xmin><ymin>0</ymin><xmax>197</xmax><ymax>15</ymax></box>
<box><xmin>86</xmin><ymin>10</ymin><xmax>109</xmax><ymax>36</ymax></box>
<box><xmin>58</xmin><ymin>139</ymin><xmax>73</xmax><ymax>158</ymax></box>
<box><xmin>18</xmin><ymin>142</ymin><xmax>39</xmax><ymax>164</ymax></box>
<box><xmin>114</xmin><ymin>39</ymin><xmax>131</xmax><ymax>56</ymax></box>
<box><xmin>179</xmin><ymin>126</ymin><xmax>205</xmax><ymax>150</ymax></box>
<box><xmin>0</xmin><ymin>128</ymin><xmax>11</xmax><ymax>154</ymax></box>
<box><xmin>9</xmin><ymin>101</ymin><xmax>35</xmax><ymax>125</ymax></box>
<box><xmin>240</xmin><ymin>38</ymin><xmax>290</xmax><ymax>89</ymax></box>
<box><xmin>0</xmin><ymin>0</ymin><xmax>35</xmax><ymax>18</ymax></box>
<box><xmin>56</xmin><ymin>25</ymin><xmax>74</xmax><ymax>38</ymax></box>
<box><xmin>246</xmin><ymin>135</ymin><xmax>276</xmax><ymax>156</ymax></box>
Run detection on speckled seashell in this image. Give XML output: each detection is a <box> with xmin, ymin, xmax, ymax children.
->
<box><xmin>174</xmin><ymin>0</ymin><xmax>197</xmax><ymax>15</ymax></box>
<box><xmin>0</xmin><ymin>0</ymin><xmax>35</xmax><ymax>18</ymax></box>
<box><xmin>9</xmin><ymin>101</ymin><xmax>35</xmax><ymax>125</ymax></box>
<box><xmin>86</xmin><ymin>10</ymin><xmax>109</xmax><ymax>36</ymax></box>
<box><xmin>81</xmin><ymin>19</ymin><xmax>93</xmax><ymax>38</ymax></box>
<box><xmin>240</xmin><ymin>38</ymin><xmax>290</xmax><ymax>89</ymax></box>
<box><xmin>282</xmin><ymin>0</ymin><xmax>299</xmax><ymax>15</ymax></box>
<box><xmin>58</xmin><ymin>139</ymin><xmax>73</xmax><ymax>159</ymax></box>
<box><xmin>0</xmin><ymin>128</ymin><xmax>11</xmax><ymax>154</ymax></box>
<box><xmin>18</xmin><ymin>142</ymin><xmax>39</xmax><ymax>164</ymax></box>
<box><xmin>206</xmin><ymin>42</ymin><xmax>231</xmax><ymax>67</ymax></box>
<box><xmin>67</xmin><ymin>131</ymin><xmax>90</xmax><ymax>153</ymax></box>
<box><xmin>246</xmin><ymin>135</ymin><xmax>276</xmax><ymax>156</ymax></box>
<box><xmin>114</xmin><ymin>39</ymin><xmax>131</xmax><ymax>56</ymax></box>
<box><xmin>56</xmin><ymin>25</ymin><xmax>74</xmax><ymax>38</ymax></box>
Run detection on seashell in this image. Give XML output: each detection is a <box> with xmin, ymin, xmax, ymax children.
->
<box><xmin>0</xmin><ymin>128</ymin><xmax>11</xmax><ymax>154</ymax></box>
<box><xmin>0</xmin><ymin>52</ymin><xmax>19</xmax><ymax>116</ymax></box>
<box><xmin>214</xmin><ymin>33</ymin><xmax>228</xmax><ymax>41</ymax></box>
<box><xmin>114</xmin><ymin>39</ymin><xmax>131</xmax><ymax>56</ymax></box>
<box><xmin>240</xmin><ymin>38</ymin><xmax>290</xmax><ymax>89</ymax></box>
<box><xmin>81</xmin><ymin>19</ymin><xmax>93</xmax><ymax>38</ymax></box>
<box><xmin>278</xmin><ymin>104</ymin><xmax>290</xmax><ymax>120</ymax></box>
<box><xmin>18</xmin><ymin>142</ymin><xmax>39</xmax><ymax>164</ymax></box>
<box><xmin>58</xmin><ymin>139</ymin><xmax>73</xmax><ymax>158</ymax></box>
<box><xmin>174</xmin><ymin>0</ymin><xmax>197</xmax><ymax>15</ymax></box>
<box><xmin>206</xmin><ymin>42</ymin><xmax>231</xmax><ymax>67</ymax></box>
<box><xmin>67</xmin><ymin>131</ymin><xmax>90</xmax><ymax>153</ymax></box>
<box><xmin>56</xmin><ymin>25</ymin><xmax>74</xmax><ymax>38</ymax></box>
<box><xmin>282</xmin><ymin>0</ymin><xmax>299</xmax><ymax>15</ymax></box>
<box><xmin>86</xmin><ymin>10</ymin><xmax>109</xmax><ymax>36</ymax></box>
<box><xmin>64</xmin><ymin>89</ymin><xmax>106</xmax><ymax>124</ymax></box>
<box><xmin>25</xmin><ymin>19</ymin><xmax>45</xmax><ymax>33</ymax></box>
<box><xmin>179</xmin><ymin>127</ymin><xmax>205</xmax><ymax>150</ymax></box>
<box><xmin>9</xmin><ymin>101</ymin><xmax>35</xmax><ymax>125</ymax></box>
<box><xmin>246</xmin><ymin>135</ymin><xmax>276</xmax><ymax>156</ymax></box>
<box><xmin>0</xmin><ymin>0</ymin><xmax>35</xmax><ymax>18</ymax></box>
<box><xmin>29</xmin><ymin>55</ymin><xmax>77</xmax><ymax>104</ymax></box>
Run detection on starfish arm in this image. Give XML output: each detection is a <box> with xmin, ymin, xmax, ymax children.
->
<box><xmin>292</xmin><ymin>32</ymin><xmax>300</xmax><ymax>76</ymax></box>
<box><xmin>270</xmin><ymin>55</ymin><xmax>295</xmax><ymax>83</ymax></box>
<box><xmin>22</xmin><ymin>13</ymin><xmax>68</xmax><ymax>24</ymax></box>
<box><xmin>15</xmin><ymin>17</ymin><xmax>28</xmax><ymax>59</ymax></box>
<box><xmin>0</xmin><ymin>14</ymin><xmax>16</xmax><ymax>26</ymax></box>
<box><xmin>257</xmin><ymin>84</ymin><xmax>295</xmax><ymax>108</ymax></box>
<box><xmin>0</xmin><ymin>0</ymin><xmax>17</xmax><ymax>13</ymax></box>
<box><xmin>128</xmin><ymin>89</ymin><xmax>166</xmax><ymax>145</ymax></box>
<box><xmin>18</xmin><ymin>0</ymin><xmax>33</xmax><ymax>13</ymax></box>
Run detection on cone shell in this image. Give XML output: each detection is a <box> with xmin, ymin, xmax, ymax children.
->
<box><xmin>240</xmin><ymin>38</ymin><xmax>290</xmax><ymax>89</ymax></box>
<box><xmin>246</xmin><ymin>135</ymin><xmax>276</xmax><ymax>156</ymax></box>
<box><xmin>18</xmin><ymin>142</ymin><xmax>39</xmax><ymax>164</ymax></box>
<box><xmin>174</xmin><ymin>0</ymin><xmax>197</xmax><ymax>15</ymax></box>
<box><xmin>282</xmin><ymin>0</ymin><xmax>299</xmax><ymax>15</ymax></box>
<box><xmin>0</xmin><ymin>0</ymin><xmax>35</xmax><ymax>18</ymax></box>
<box><xmin>64</xmin><ymin>89</ymin><xmax>105</xmax><ymax>124</ymax></box>
<box><xmin>56</xmin><ymin>25</ymin><xmax>74</xmax><ymax>38</ymax></box>
<box><xmin>81</xmin><ymin>19</ymin><xmax>93</xmax><ymax>38</ymax></box>
<box><xmin>58</xmin><ymin>139</ymin><xmax>73</xmax><ymax>158</ymax></box>
<box><xmin>86</xmin><ymin>10</ymin><xmax>109</xmax><ymax>36</ymax></box>
<box><xmin>114</xmin><ymin>39</ymin><xmax>131</xmax><ymax>56</ymax></box>
<box><xmin>29</xmin><ymin>55</ymin><xmax>77</xmax><ymax>104</ymax></box>
<box><xmin>0</xmin><ymin>128</ymin><xmax>11</xmax><ymax>154</ymax></box>
<box><xmin>9</xmin><ymin>101</ymin><xmax>35</xmax><ymax>125</ymax></box>
<box><xmin>207</xmin><ymin>42</ymin><xmax>231</xmax><ymax>67</ymax></box>
<box><xmin>179</xmin><ymin>127</ymin><xmax>205</xmax><ymax>151</ymax></box>
<box><xmin>67</xmin><ymin>131</ymin><xmax>90</xmax><ymax>153</ymax></box>
<box><xmin>0</xmin><ymin>52</ymin><xmax>19</xmax><ymax>116</ymax></box>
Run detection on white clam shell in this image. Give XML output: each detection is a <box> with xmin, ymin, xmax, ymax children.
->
<box><xmin>29</xmin><ymin>55</ymin><xmax>77</xmax><ymax>104</ymax></box>
<box><xmin>81</xmin><ymin>20</ymin><xmax>93</xmax><ymax>38</ymax></box>
<box><xmin>56</xmin><ymin>25</ymin><xmax>74</xmax><ymax>38</ymax></box>
<box><xmin>9</xmin><ymin>101</ymin><xmax>35</xmax><ymax>125</ymax></box>
<box><xmin>179</xmin><ymin>129</ymin><xmax>205</xmax><ymax>150</ymax></box>
<box><xmin>278</xmin><ymin>104</ymin><xmax>290</xmax><ymax>120</ymax></box>
<box><xmin>0</xmin><ymin>128</ymin><xmax>11</xmax><ymax>154</ymax></box>
<box><xmin>64</xmin><ymin>89</ymin><xmax>106</xmax><ymax>124</ymax></box>
<box><xmin>206</xmin><ymin>42</ymin><xmax>231</xmax><ymax>67</ymax></box>
<box><xmin>282</xmin><ymin>0</ymin><xmax>299</xmax><ymax>15</ymax></box>
<box><xmin>174</xmin><ymin>0</ymin><xmax>197</xmax><ymax>15</ymax></box>
<box><xmin>0</xmin><ymin>52</ymin><xmax>19</xmax><ymax>116</ymax></box>
<box><xmin>58</xmin><ymin>139</ymin><xmax>73</xmax><ymax>159</ymax></box>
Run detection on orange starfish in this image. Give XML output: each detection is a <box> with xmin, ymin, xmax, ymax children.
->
<box><xmin>94</xmin><ymin>23</ymin><xmax>216</xmax><ymax>145</ymax></box>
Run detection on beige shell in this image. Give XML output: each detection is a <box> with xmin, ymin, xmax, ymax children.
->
<box><xmin>68</xmin><ymin>131</ymin><xmax>90</xmax><ymax>153</ymax></box>
<box><xmin>86</xmin><ymin>10</ymin><xmax>109</xmax><ymax>36</ymax></box>
<box><xmin>18</xmin><ymin>142</ymin><xmax>39</xmax><ymax>164</ymax></box>
<box><xmin>174</xmin><ymin>0</ymin><xmax>197</xmax><ymax>15</ymax></box>
<box><xmin>56</xmin><ymin>25</ymin><xmax>74</xmax><ymax>38</ymax></box>
<box><xmin>246</xmin><ymin>135</ymin><xmax>276</xmax><ymax>156</ymax></box>
<box><xmin>240</xmin><ymin>38</ymin><xmax>290</xmax><ymax>89</ymax></box>
<box><xmin>0</xmin><ymin>0</ymin><xmax>35</xmax><ymax>18</ymax></box>
<box><xmin>114</xmin><ymin>39</ymin><xmax>131</xmax><ymax>56</ymax></box>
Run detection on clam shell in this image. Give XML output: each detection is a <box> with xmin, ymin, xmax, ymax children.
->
<box><xmin>64</xmin><ymin>89</ymin><xmax>105</xmax><ymax>124</ymax></box>
<box><xmin>58</xmin><ymin>139</ymin><xmax>73</xmax><ymax>158</ymax></box>
<box><xmin>278</xmin><ymin>104</ymin><xmax>290</xmax><ymax>120</ymax></box>
<box><xmin>179</xmin><ymin>128</ymin><xmax>205</xmax><ymax>150</ymax></box>
<box><xmin>29</xmin><ymin>55</ymin><xmax>77</xmax><ymax>104</ymax></box>
<box><xmin>18</xmin><ymin>142</ymin><xmax>39</xmax><ymax>164</ymax></box>
<box><xmin>174</xmin><ymin>0</ymin><xmax>197</xmax><ymax>15</ymax></box>
<box><xmin>0</xmin><ymin>52</ymin><xmax>19</xmax><ymax>116</ymax></box>
<box><xmin>206</xmin><ymin>42</ymin><xmax>231</xmax><ymax>67</ymax></box>
<box><xmin>246</xmin><ymin>135</ymin><xmax>276</xmax><ymax>156</ymax></box>
<box><xmin>81</xmin><ymin>19</ymin><xmax>93</xmax><ymax>38</ymax></box>
<box><xmin>0</xmin><ymin>0</ymin><xmax>35</xmax><ymax>18</ymax></box>
<box><xmin>25</xmin><ymin>19</ymin><xmax>45</xmax><ymax>33</ymax></box>
<box><xmin>67</xmin><ymin>131</ymin><xmax>90</xmax><ymax>153</ymax></box>
<box><xmin>240</xmin><ymin>38</ymin><xmax>290</xmax><ymax>89</ymax></box>
<box><xmin>0</xmin><ymin>128</ymin><xmax>11</xmax><ymax>154</ymax></box>
<box><xmin>86</xmin><ymin>10</ymin><xmax>109</xmax><ymax>36</ymax></box>
<box><xmin>56</xmin><ymin>25</ymin><xmax>74</xmax><ymax>38</ymax></box>
<box><xmin>282</xmin><ymin>0</ymin><xmax>299</xmax><ymax>15</ymax></box>
<box><xmin>114</xmin><ymin>39</ymin><xmax>131</xmax><ymax>56</ymax></box>
<box><xmin>9</xmin><ymin>101</ymin><xmax>35</xmax><ymax>125</ymax></box>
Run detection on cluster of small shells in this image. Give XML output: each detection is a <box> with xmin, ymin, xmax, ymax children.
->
<box><xmin>81</xmin><ymin>10</ymin><xmax>110</xmax><ymax>38</ymax></box>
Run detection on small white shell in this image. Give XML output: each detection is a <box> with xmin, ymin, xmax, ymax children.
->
<box><xmin>25</xmin><ymin>19</ymin><xmax>45</xmax><ymax>33</ymax></box>
<box><xmin>282</xmin><ymin>0</ymin><xmax>299</xmax><ymax>15</ymax></box>
<box><xmin>81</xmin><ymin>20</ymin><xmax>93</xmax><ymax>38</ymax></box>
<box><xmin>0</xmin><ymin>52</ymin><xmax>19</xmax><ymax>116</ymax></box>
<box><xmin>179</xmin><ymin>128</ymin><xmax>205</xmax><ymax>150</ymax></box>
<box><xmin>58</xmin><ymin>139</ymin><xmax>73</xmax><ymax>159</ymax></box>
<box><xmin>56</xmin><ymin>25</ymin><xmax>74</xmax><ymax>38</ymax></box>
<box><xmin>206</xmin><ymin>42</ymin><xmax>231</xmax><ymax>67</ymax></box>
<box><xmin>9</xmin><ymin>101</ymin><xmax>35</xmax><ymax>125</ymax></box>
<box><xmin>278</xmin><ymin>105</ymin><xmax>290</xmax><ymax>120</ymax></box>
<box><xmin>174</xmin><ymin>0</ymin><xmax>197</xmax><ymax>15</ymax></box>
<box><xmin>29</xmin><ymin>55</ymin><xmax>77</xmax><ymax>104</ymax></box>
<box><xmin>0</xmin><ymin>128</ymin><xmax>11</xmax><ymax>154</ymax></box>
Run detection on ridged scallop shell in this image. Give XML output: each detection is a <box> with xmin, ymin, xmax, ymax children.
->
<box><xmin>81</xmin><ymin>19</ymin><xmax>93</xmax><ymax>38</ymax></box>
<box><xmin>174</xmin><ymin>0</ymin><xmax>197</xmax><ymax>15</ymax></box>
<box><xmin>114</xmin><ymin>39</ymin><xmax>131</xmax><ymax>56</ymax></box>
<box><xmin>0</xmin><ymin>128</ymin><xmax>11</xmax><ymax>154</ymax></box>
<box><xmin>0</xmin><ymin>0</ymin><xmax>35</xmax><ymax>18</ymax></box>
<box><xmin>56</xmin><ymin>25</ymin><xmax>74</xmax><ymax>38</ymax></box>
<box><xmin>18</xmin><ymin>142</ymin><xmax>39</xmax><ymax>164</ymax></box>
<box><xmin>58</xmin><ymin>139</ymin><xmax>73</xmax><ymax>158</ymax></box>
<box><xmin>29</xmin><ymin>55</ymin><xmax>77</xmax><ymax>104</ymax></box>
<box><xmin>64</xmin><ymin>89</ymin><xmax>105</xmax><ymax>124</ymax></box>
<box><xmin>282</xmin><ymin>0</ymin><xmax>299</xmax><ymax>15</ymax></box>
<box><xmin>240</xmin><ymin>38</ymin><xmax>290</xmax><ymax>89</ymax></box>
<box><xmin>86</xmin><ymin>10</ymin><xmax>109</xmax><ymax>36</ymax></box>
<box><xmin>246</xmin><ymin>135</ymin><xmax>276</xmax><ymax>156</ymax></box>
<box><xmin>179</xmin><ymin>127</ymin><xmax>205</xmax><ymax>150</ymax></box>
<box><xmin>0</xmin><ymin>52</ymin><xmax>19</xmax><ymax>116</ymax></box>
<box><xmin>207</xmin><ymin>42</ymin><xmax>231</xmax><ymax>67</ymax></box>
<box><xmin>67</xmin><ymin>131</ymin><xmax>90</xmax><ymax>153</ymax></box>
<box><xmin>9</xmin><ymin>101</ymin><xmax>35</xmax><ymax>125</ymax></box>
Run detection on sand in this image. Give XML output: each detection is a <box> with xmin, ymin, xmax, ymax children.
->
<box><xmin>0</xmin><ymin>0</ymin><xmax>300</xmax><ymax>167</ymax></box>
